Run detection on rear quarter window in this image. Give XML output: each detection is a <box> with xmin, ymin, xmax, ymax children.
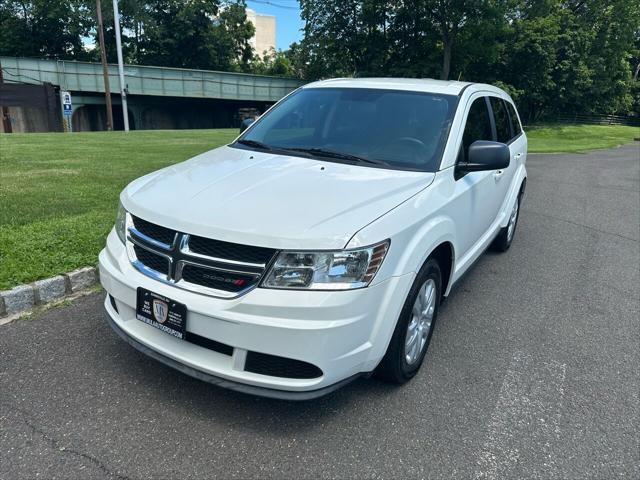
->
<box><xmin>506</xmin><ymin>102</ymin><xmax>523</xmax><ymax>137</ymax></box>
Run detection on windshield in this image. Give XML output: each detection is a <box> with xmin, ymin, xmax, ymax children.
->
<box><xmin>233</xmin><ymin>87</ymin><xmax>457</xmax><ymax>171</ymax></box>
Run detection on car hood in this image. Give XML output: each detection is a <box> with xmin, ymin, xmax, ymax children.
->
<box><xmin>122</xmin><ymin>145</ymin><xmax>434</xmax><ymax>250</ymax></box>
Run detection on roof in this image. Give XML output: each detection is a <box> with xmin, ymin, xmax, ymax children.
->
<box><xmin>302</xmin><ymin>77</ymin><xmax>474</xmax><ymax>96</ymax></box>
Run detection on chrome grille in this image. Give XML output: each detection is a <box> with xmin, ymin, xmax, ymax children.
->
<box><xmin>126</xmin><ymin>214</ymin><xmax>277</xmax><ymax>298</ymax></box>
<box><xmin>131</xmin><ymin>215</ymin><xmax>177</xmax><ymax>247</ymax></box>
<box><xmin>132</xmin><ymin>244</ymin><xmax>170</xmax><ymax>275</ymax></box>
<box><xmin>187</xmin><ymin>234</ymin><xmax>274</xmax><ymax>265</ymax></box>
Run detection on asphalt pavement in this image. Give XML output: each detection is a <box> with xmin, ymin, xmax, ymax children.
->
<box><xmin>1</xmin><ymin>144</ymin><xmax>639</xmax><ymax>479</ymax></box>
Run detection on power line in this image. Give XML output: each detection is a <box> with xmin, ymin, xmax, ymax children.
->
<box><xmin>248</xmin><ymin>0</ymin><xmax>300</xmax><ymax>11</ymax></box>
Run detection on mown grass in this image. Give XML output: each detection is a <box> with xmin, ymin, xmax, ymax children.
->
<box><xmin>525</xmin><ymin>123</ymin><xmax>638</xmax><ymax>153</ymax></box>
<box><xmin>0</xmin><ymin>129</ymin><xmax>237</xmax><ymax>289</ymax></box>
<box><xmin>0</xmin><ymin>124</ymin><xmax>637</xmax><ymax>289</ymax></box>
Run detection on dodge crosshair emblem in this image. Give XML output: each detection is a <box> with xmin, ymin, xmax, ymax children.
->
<box><xmin>152</xmin><ymin>299</ymin><xmax>168</xmax><ymax>324</ymax></box>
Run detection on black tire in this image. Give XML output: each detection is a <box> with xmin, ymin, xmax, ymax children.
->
<box><xmin>376</xmin><ymin>258</ymin><xmax>442</xmax><ymax>384</ymax></box>
<box><xmin>491</xmin><ymin>193</ymin><xmax>521</xmax><ymax>252</ymax></box>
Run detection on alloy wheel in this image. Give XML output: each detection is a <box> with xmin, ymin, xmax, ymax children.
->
<box><xmin>404</xmin><ymin>278</ymin><xmax>436</xmax><ymax>365</ymax></box>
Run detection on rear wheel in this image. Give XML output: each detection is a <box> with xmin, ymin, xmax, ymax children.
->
<box><xmin>492</xmin><ymin>193</ymin><xmax>521</xmax><ymax>252</ymax></box>
<box><xmin>376</xmin><ymin>258</ymin><xmax>441</xmax><ymax>383</ymax></box>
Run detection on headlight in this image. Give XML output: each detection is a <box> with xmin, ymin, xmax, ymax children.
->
<box><xmin>262</xmin><ymin>240</ymin><xmax>389</xmax><ymax>290</ymax></box>
<box><xmin>115</xmin><ymin>202</ymin><xmax>127</xmax><ymax>244</ymax></box>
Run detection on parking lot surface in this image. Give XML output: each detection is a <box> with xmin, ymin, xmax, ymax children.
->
<box><xmin>1</xmin><ymin>144</ymin><xmax>638</xmax><ymax>479</ymax></box>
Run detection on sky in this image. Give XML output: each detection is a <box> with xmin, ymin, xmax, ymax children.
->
<box><xmin>246</xmin><ymin>0</ymin><xmax>304</xmax><ymax>50</ymax></box>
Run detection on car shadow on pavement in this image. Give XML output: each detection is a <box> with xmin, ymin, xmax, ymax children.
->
<box><xmin>103</xmin><ymin>327</ymin><xmax>401</xmax><ymax>433</ymax></box>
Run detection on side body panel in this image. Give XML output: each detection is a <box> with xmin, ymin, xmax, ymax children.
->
<box><xmin>349</xmin><ymin>85</ymin><xmax>528</xmax><ymax>294</ymax></box>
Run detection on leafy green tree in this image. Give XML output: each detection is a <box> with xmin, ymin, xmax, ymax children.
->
<box><xmin>132</xmin><ymin>0</ymin><xmax>254</xmax><ymax>71</ymax></box>
<box><xmin>299</xmin><ymin>0</ymin><xmax>500</xmax><ymax>80</ymax></box>
<box><xmin>210</xmin><ymin>1</ymin><xmax>255</xmax><ymax>71</ymax></box>
<box><xmin>385</xmin><ymin>1</ymin><xmax>440</xmax><ymax>78</ymax></box>
<box><xmin>86</xmin><ymin>0</ymin><xmax>142</xmax><ymax>64</ymax></box>
<box><xmin>250</xmin><ymin>49</ymin><xmax>295</xmax><ymax>76</ymax></box>
<box><xmin>0</xmin><ymin>0</ymin><xmax>91</xmax><ymax>59</ymax></box>
<box><xmin>2</xmin><ymin>0</ymin><xmax>637</xmax><ymax>119</ymax></box>
<box><xmin>495</xmin><ymin>0</ymin><xmax>639</xmax><ymax>119</ymax></box>
<box><xmin>497</xmin><ymin>5</ymin><xmax>561</xmax><ymax>120</ymax></box>
<box><xmin>299</xmin><ymin>0</ymin><xmax>387</xmax><ymax>77</ymax></box>
<box><xmin>138</xmin><ymin>0</ymin><xmax>219</xmax><ymax>69</ymax></box>
<box><xmin>583</xmin><ymin>0</ymin><xmax>638</xmax><ymax>114</ymax></box>
<box><xmin>424</xmin><ymin>0</ymin><xmax>486</xmax><ymax>80</ymax></box>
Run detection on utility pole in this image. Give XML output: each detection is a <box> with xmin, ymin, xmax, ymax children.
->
<box><xmin>113</xmin><ymin>0</ymin><xmax>129</xmax><ymax>131</ymax></box>
<box><xmin>96</xmin><ymin>0</ymin><xmax>114</xmax><ymax>131</ymax></box>
<box><xmin>0</xmin><ymin>59</ymin><xmax>13</xmax><ymax>133</ymax></box>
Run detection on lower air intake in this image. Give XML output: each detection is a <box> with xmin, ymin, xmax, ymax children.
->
<box><xmin>244</xmin><ymin>351</ymin><xmax>323</xmax><ymax>379</ymax></box>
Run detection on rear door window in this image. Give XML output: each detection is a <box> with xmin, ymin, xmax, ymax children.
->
<box><xmin>489</xmin><ymin>97</ymin><xmax>512</xmax><ymax>143</ymax></box>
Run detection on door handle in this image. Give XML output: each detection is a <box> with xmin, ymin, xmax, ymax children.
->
<box><xmin>494</xmin><ymin>169</ymin><xmax>504</xmax><ymax>181</ymax></box>
<box><xmin>513</xmin><ymin>152</ymin><xmax>523</xmax><ymax>160</ymax></box>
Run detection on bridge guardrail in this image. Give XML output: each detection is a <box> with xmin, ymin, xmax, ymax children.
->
<box><xmin>0</xmin><ymin>56</ymin><xmax>302</xmax><ymax>103</ymax></box>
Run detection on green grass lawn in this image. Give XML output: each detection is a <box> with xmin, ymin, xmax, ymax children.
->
<box><xmin>0</xmin><ymin>129</ymin><xmax>237</xmax><ymax>290</ymax></box>
<box><xmin>0</xmin><ymin>124</ymin><xmax>637</xmax><ymax>290</ymax></box>
<box><xmin>525</xmin><ymin>123</ymin><xmax>638</xmax><ymax>153</ymax></box>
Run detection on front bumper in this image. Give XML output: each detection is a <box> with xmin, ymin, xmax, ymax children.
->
<box><xmin>103</xmin><ymin>305</ymin><xmax>364</xmax><ymax>400</ymax></box>
<box><xmin>99</xmin><ymin>229</ymin><xmax>413</xmax><ymax>398</ymax></box>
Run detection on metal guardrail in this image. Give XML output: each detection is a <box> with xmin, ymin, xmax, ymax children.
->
<box><xmin>0</xmin><ymin>56</ymin><xmax>302</xmax><ymax>102</ymax></box>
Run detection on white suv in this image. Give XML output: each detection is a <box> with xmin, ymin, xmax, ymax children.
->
<box><xmin>99</xmin><ymin>78</ymin><xmax>527</xmax><ymax>399</ymax></box>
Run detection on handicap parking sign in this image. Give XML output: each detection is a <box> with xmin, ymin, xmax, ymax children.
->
<box><xmin>61</xmin><ymin>91</ymin><xmax>72</xmax><ymax>116</ymax></box>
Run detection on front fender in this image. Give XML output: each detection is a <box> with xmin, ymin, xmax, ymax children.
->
<box><xmin>347</xmin><ymin>189</ymin><xmax>457</xmax><ymax>295</ymax></box>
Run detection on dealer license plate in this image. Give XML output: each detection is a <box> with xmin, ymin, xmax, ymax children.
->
<box><xmin>136</xmin><ymin>288</ymin><xmax>187</xmax><ymax>340</ymax></box>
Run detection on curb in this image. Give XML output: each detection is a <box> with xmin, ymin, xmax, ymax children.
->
<box><xmin>0</xmin><ymin>267</ymin><xmax>99</xmax><ymax>321</ymax></box>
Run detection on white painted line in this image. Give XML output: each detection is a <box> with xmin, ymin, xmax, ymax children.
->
<box><xmin>474</xmin><ymin>351</ymin><xmax>567</xmax><ymax>479</ymax></box>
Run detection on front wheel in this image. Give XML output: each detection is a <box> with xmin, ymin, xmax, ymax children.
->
<box><xmin>376</xmin><ymin>258</ymin><xmax>441</xmax><ymax>383</ymax></box>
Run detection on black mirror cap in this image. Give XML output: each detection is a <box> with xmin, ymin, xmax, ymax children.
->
<box><xmin>239</xmin><ymin>117</ymin><xmax>256</xmax><ymax>133</ymax></box>
<box><xmin>462</xmin><ymin>140</ymin><xmax>510</xmax><ymax>172</ymax></box>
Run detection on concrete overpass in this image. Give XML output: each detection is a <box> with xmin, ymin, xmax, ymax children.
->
<box><xmin>0</xmin><ymin>57</ymin><xmax>302</xmax><ymax>131</ymax></box>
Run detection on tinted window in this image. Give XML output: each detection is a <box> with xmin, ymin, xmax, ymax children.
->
<box><xmin>490</xmin><ymin>97</ymin><xmax>511</xmax><ymax>143</ymax></box>
<box><xmin>506</xmin><ymin>101</ymin><xmax>522</xmax><ymax>136</ymax></box>
<box><xmin>235</xmin><ymin>88</ymin><xmax>457</xmax><ymax>171</ymax></box>
<box><xmin>459</xmin><ymin>97</ymin><xmax>493</xmax><ymax>163</ymax></box>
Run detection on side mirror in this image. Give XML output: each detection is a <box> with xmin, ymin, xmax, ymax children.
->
<box><xmin>239</xmin><ymin>117</ymin><xmax>256</xmax><ymax>133</ymax></box>
<box><xmin>457</xmin><ymin>140</ymin><xmax>510</xmax><ymax>174</ymax></box>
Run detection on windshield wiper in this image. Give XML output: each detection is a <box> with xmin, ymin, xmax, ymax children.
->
<box><xmin>236</xmin><ymin>139</ymin><xmax>273</xmax><ymax>151</ymax></box>
<box><xmin>284</xmin><ymin>147</ymin><xmax>388</xmax><ymax>166</ymax></box>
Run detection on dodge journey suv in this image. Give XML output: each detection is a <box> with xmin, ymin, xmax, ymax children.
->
<box><xmin>99</xmin><ymin>78</ymin><xmax>527</xmax><ymax>399</ymax></box>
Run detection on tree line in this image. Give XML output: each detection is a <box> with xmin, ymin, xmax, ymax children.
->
<box><xmin>1</xmin><ymin>0</ymin><xmax>638</xmax><ymax>120</ymax></box>
<box><xmin>291</xmin><ymin>0</ymin><xmax>640</xmax><ymax>120</ymax></box>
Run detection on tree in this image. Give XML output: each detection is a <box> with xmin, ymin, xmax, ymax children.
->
<box><xmin>251</xmin><ymin>48</ymin><xmax>295</xmax><ymax>76</ymax></box>
<box><xmin>0</xmin><ymin>0</ymin><xmax>91</xmax><ymax>60</ymax></box>
<box><xmin>424</xmin><ymin>0</ymin><xmax>486</xmax><ymax>80</ymax></box>
<box><xmin>2</xmin><ymin>0</ymin><xmax>637</xmax><ymax>118</ymax></box>
<box><xmin>132</xmin><ymin>0</ymin><xmax>254</xmax><ymax>71</ymax></box>
<box><xmin>582</xmin><ymin>0</ymin><xmax>638</xmax><ymax>114</ymax></box>
<box><xmin>494</xmin><ymin>0</ymin><xmax>640</xmax><ymax>119</ymax></box>
<box><xmin>86</xmin><ymin>0</ymin><xmax>142</xmax><ymax>64</ymax></box>
<box><xmin>299</xmin><ymin>0</ymin><xmax>499</xmax><ymax>80</ymax></box>
<box><xmin>210</xmin><ymin>1</ymin><xmax>255</xmax><ymax>71</ymax></box>
<box><xmin>300</xmin><ymin>0</ymin><xmax>403</xmax><ymax>78</ymax></box>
